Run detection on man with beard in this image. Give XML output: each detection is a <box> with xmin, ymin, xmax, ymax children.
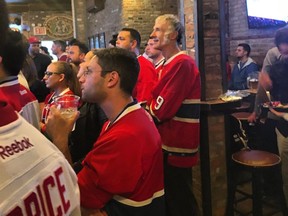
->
<box><xmin>67</xmin><ymin>41</ymin><xmax>89</xmax><ymax>68</ymax></box>
<box><xmin>28</xmin><ymin>36</ymin><xmax>51</xmax><ymax>79</ymax></box>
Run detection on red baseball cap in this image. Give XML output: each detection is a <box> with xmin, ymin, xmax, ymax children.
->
<box><xmin>28</xmin><ymin>36</ymin><xmax>40</xmax><ymax>44</ymax></box>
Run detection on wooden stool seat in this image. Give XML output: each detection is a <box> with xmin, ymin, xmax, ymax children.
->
<box><xmin>232</xmin><ymin>149</ymin><xmax>281</xmax><ymax>167</ymax></box>
<box><xmin>231</xmin><ymin>149</ymin><xmax>286</xmax><ymax>215</ymax></box>
<box><xmin>232</xmin><ymin>112</ymin><xmax>251</xmax><ymax>121</ymax></box>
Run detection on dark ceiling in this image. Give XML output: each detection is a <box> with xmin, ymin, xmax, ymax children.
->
<box><xmin>6</xmin><ymin>0</ymin><xmax>72</xmax><ymax>13</ymax></box>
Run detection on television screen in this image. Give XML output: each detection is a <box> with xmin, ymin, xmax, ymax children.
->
<box><xmin>246</xmin><ymin>0</ymin><xmax>288</xmax><ymax>29</ymax></box>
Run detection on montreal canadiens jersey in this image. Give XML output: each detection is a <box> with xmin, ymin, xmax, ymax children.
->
<box><xmin>0</xmin><ymin>108</ymin><xmax>80</xmax><ymax>216</ymax></box>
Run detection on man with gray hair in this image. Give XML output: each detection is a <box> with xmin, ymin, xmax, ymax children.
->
<box><xmin>149</xmin><ymin>14</ymin><xmax>201</xmax><ymax>216</ymax></box>
<box><xmin>51</xmin><ymin>40</ymin><xmax>68</xmax><ymax>61</ymax></box>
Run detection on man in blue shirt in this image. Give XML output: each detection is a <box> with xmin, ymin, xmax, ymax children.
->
<box><xmin>229</xmin><ymin>43</ymin><xmax>259</xmax><ymax>90</ymax></box>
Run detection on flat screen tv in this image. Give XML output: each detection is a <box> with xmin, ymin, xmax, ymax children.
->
<box><xmin>246</xmin><ymin>0</ymin><xmax>288</xmax><ymax>29</ymax></box>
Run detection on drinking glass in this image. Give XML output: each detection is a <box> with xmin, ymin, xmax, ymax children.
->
<box><xmin>247</xmin><ymin>72</ymin><xmax>259</xmax><ymax>90</ymax></box>
<box><xmin>53</xmin><ymin>94</ymin><xmax>80</xmax><ymax>119</ymax></box>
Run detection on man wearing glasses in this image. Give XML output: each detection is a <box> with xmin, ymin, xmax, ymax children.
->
<box><xmin>46</xmin><ymin>48</ymin><xmax>165</xmax><ymax>216</ymax></box>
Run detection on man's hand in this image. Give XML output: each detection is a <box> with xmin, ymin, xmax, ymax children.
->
<box><xmin>46</xmin><ymin>105</ymin><xmax>79</xmax><ymax>164</ymax></box>
<box><xmin>247</xmin><ymin>112</ymin><xmax>257</xmax><ymax>123</ymax></box>
<box><xmin>46</xmin><ymin>105</ymin><xmax>78</xmax><ymax>140</ymax></box>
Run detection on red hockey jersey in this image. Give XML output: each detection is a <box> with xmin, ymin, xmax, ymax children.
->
<box><xmin>149</xmin><ymin>52</ymin><xmax>201</xmax><ymax>167</ymax></box>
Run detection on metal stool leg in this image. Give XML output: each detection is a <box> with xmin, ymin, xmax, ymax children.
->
<box><xmin>252</xmin><ymin>169</ymin><xmax>263</xmax><ymax>216</ymax></box>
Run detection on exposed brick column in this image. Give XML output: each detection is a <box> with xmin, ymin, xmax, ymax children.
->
<box><xmin>71</xmin><ymin>0</ymin><xmax>87</xmax><ymax>43</ymax></box>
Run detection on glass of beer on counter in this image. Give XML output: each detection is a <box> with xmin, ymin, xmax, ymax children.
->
<box><xmin>247</xmin><ymin>71</ymin><xmax>259</xmax><ymax>90</ymax></box>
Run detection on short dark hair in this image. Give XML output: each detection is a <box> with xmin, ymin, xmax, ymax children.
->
<box><xmin>2</xmin><ymin>30</ymin><xmax>27</xmax><ymax>76</ymax></box>
<box><xmin>71</xmin><ymin>42</ymin><xmax>89</xmax><ymax>54</ymax></box>
<box><xmin>40</xmin><ymin>46</ymin><xmax>50</xmax><ymax>55</ymax></box>
<box><xmin>238</xmin><ymin>43</ymin><xmax>251</xmax><ymax>56</ymax></box>
<box><xmin>109</xmin><ymin>38</ymin><xmax>117</xmax><ymax>47</ymax></box>
<box><xmin>93</xmin><ymin>48</ymin><xmax>139</xmax><ymax>95</ymax></box>
<box><xmin>68</xmin><ymin>38</ymin><xmax>80</xmax><ymax>46</ymax></box>
<box><xmin>121</xmin><ymin>28</ymin><xmax>141</xmax><ymax>49</ymax></box>
<box><xmin>275</xmin><ymin>27</ymin><xmax>288</xmax><ymax>48</ymax></box>
<box><xmin>53</xmin><ymin>40</ymin><xmax>66</xmax><ymax>52</ymax></box>
<box><xmin>0</xmin><ymin>0</ymin><xmax>9</xmax><ymax>56</ymax></box>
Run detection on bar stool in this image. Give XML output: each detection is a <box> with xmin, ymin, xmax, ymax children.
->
<box><xmin>231</xmin><ymin>149</ymin><xmax>287</xmax><ymax>215</ymax></box>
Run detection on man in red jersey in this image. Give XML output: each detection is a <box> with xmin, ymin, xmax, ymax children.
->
<box><xmin>0</xmin><ymin>30</ymin><xmax>40</xmax><ymax>129</ymax></box>
<box><xmin>116</xmin><ymin>28</ymin><xmax>157</xmax><ymax>104</ymax></box>
<box><xmin>149</xmin><ymin>14</ymin><xmax>201</xmax><ymax>216</ymax></box>
<box><xmin>145</xmin><ymin>37</ymin><xmax>165</xmax><ymax>71</ymax></box>
<box><xmin>46</xmin><ymin>48</ymin><xmax>165</xmax><ymax>216</ymax></box>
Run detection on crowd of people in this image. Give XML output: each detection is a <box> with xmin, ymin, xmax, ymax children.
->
<box><xmin>2</xmin><ymin>0</ymin><xmax>288</xmax><ymax>213</ymax></box>
<box><xmin>0</xmin><ymin>1</ymin><xmax>201</xmax><ymax>215</ymax></box>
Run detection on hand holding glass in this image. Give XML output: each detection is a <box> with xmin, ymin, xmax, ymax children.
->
<box><xmin>53</xmin><ymin>95</ymin><xmax>80</xmax><ymax>119</ymax></box>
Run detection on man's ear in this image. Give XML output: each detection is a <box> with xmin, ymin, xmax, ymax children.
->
<box><xmin>79</xmin><ymin>53</ymin><xmax>86</xmax><ymax>61</ymax></box>
<box><xmin>0</xmin><ymin>56</ymin><xmax>2</xmax><ymax>64</ymax></box>
<box><xmin>169</xmin><ymin>31</ymin><xmax>178</xmax><ymax>41</ymax></box>
<box><xmin>107</xmin><ymin>71</ymin><xmax>119</xmax><ymax>88</ymax></box>
<box><xmin>130</xmin><ymin>39</ymin><xmax>138</xmax><ymax>50</ymax></box>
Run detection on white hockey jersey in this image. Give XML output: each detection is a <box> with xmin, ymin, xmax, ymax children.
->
<box><xmin>0</xmin><ymin>103</ymin><xmax>81</xmax><ymax>216</ymax></box>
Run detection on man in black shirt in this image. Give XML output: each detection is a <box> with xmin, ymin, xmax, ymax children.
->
<box><xmin>28</xmin><ymin>36</ymin><xmax>51</xmax><ymax>79</ymax></box>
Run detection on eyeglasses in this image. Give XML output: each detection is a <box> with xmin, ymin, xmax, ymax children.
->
<box><xmin>44</xmin><ymin>71</ymin><xmax>63</xmax><ymax>76</ymax></box>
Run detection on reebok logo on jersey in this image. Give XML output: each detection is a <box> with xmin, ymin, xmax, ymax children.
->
<box><xmin>0</xmin><ymin>137</ymin><xmax>34</xmax><ymax>160</ymax></box>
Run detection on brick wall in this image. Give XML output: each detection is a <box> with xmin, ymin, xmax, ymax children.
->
<box><xmin>184</xmin><ymin>0</ymin><xmax>195</xmax><ymax>58</ymax></box>
<box><xmin>86</xmin><ymin>0</ymin><xmax>122</xmax><ymax>48</ymax></box>
<box><xmin>87</xmin><ymin>0</ymin><xmax>178</xmax><ymax>49</ymax></box>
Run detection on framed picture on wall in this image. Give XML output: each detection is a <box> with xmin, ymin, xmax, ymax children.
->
<box><xmin>95</xmin><ymin>34</ymin><xmax>100</xmax><ymax>48</ymax></box>
<box><xmin>99</xmin><ymin>32</ymin><xmax>106</xmax><ymax>48</ymax></box>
